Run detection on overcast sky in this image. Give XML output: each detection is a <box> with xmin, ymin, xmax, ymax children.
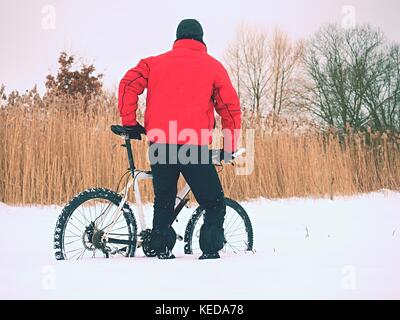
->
<box><xmin>1</xmin><ymin>0</ymin><xmax>400</xmax><ymax>94</ymax></box>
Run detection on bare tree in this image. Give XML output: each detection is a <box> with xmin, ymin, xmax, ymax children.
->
<box><xmin>225</xmin><ymin>24</ymin><xmax>270</xmax><ymax>114</ymax></box>
<box><xmin>362</xmin><ymin>43</ymin><xmax>400</xmax><ymax>133</ymax></box>
<box><xmin>269</xmin><ymin>29</ymin><xmax>304</xmax><ymax>118</ymax></box>
<box><xmin>225</xmin><ymin>25</ymin><xmax>304</xmax><ymax>118</ymax></box>
<box><xmin>304</xmin><ymin>24</ymin><xmax>400</xmax><ymax>134</ymax></box>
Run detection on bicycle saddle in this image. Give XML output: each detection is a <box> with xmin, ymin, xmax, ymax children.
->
<box><xmin>110</xmin><ymin>125</ymin><xmax>128</xmax><ymax>137</ymax></box>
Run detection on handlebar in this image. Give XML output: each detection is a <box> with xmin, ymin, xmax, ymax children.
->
<box><xmin>111</xmin><ymin>125</ymin><xmax>245</xmax><ymax>171</ymax></box>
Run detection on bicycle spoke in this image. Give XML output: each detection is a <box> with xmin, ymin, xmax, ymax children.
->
<box><xmin>225</xmin><ymin>241</ymin><xmax>242</xmax><ymax>253</ymax></box>
<box><xmin>224</xmin><ymin>213</ymin><xmax>240</xmax><ymax>233</ymax></box>
<box><xmin>226</xmin><ymin>240</ymin><xmax>248</xmax><ymax>245</ymax></box>
<box><xmin>229</xmin><ymin>216</ymin><xmax>245</xmax><ymax>230</ymax></box>
<box><xmin>225</xmin><ymin>224</ymin><xmax>246</xmax><ymax>236</ymax></box>
<box><xmin>226</xmin><ymin>233</ymin><xmax>248</xmax><ymax>240</ymax></box>
<box><xmin>225</xmin><ymin>227</ymin><xmax>246</xmax><ymax>237</ymax></box>
<box><xmin>76</xmin><ymin>248</ymin><xmax>88</xmax><ymax>260</ymax></box>
<box><xmin>70</xmin><ymin>214</ymin><xmax>86</xmax><ymax>228</ymax></box>
<box><xmin>64</xmin><ymin>228</ymin><xmax>81</xmax><ymax>238</ymax></box>
<box><xmin>99</xmin><ymin>206</ymin><xmax>120</xmax><ymax>230</ymax></box>
<box><xmin>223</xmin><ymin>207</ymin><xmax>236</xmax><ymax>229</ymax></box>
<box><xmin>68</xmin><ymin>248</ymin><xmax>85</xmax><ymax>260</ymax></box>
<box><xmin>65</xmin><ymin>247</ymin><xmax>85</xmax><ymax>255</ymax></box>
<box><xmin>64</xmin><ymin>238</ymin><xmax>82</xmax><ymax>246</ymax></box>
<box><xmin>76</xmin><ymin>207</ymin><xmax>89</xmax><ymax>225</ymax></box>
<box><xmin>67</xmin><ymin>220</ymin><xmax>85</xmax><ymax>234</ymax></box>
<box><xmin>100</xmin><ymin>217</ymin><xmax>125</xmax><ymax>232</ymax></box>
<box><xmin>106</xmin><ymin>218</ymin><xmax>126</xmax><ymax>229</ymax></box>
<box><xmin>225</xmin><ymin>207</ymin><xmax>236</xmax><ymax>225</ymax></box>
<box><xmin>110</xmin><ymin>225</ymin><xmax>129</xmax><ymax>232</ymax></box>
<box><xmin>97</xmin><ymin>203</ymin><xmax>114</xmax><ymax>228</ymax></box>
<box><xmin>88</xmin><ymin>205</ymin><xmax>94</xmax><ymax>222</ymax></box>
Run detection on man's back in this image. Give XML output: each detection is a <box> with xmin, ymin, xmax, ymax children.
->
<box><xmin>118</xmin><ymin>38</ymin><xmax>241</xmax><ymax>151</ymax></box>
<box><xmin>143</xmin><ymin>39</ymin><xmax>220</xmax><ymax>143</ymax></box>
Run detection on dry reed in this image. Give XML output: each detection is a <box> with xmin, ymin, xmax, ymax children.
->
<box><xmin>1</xmin><ymin>96</ymin><xmax>399</xmax><ymax>205</ymax></box>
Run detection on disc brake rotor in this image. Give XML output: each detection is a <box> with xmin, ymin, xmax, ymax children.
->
<box><xmin>82</xmin><ymin>223</ymin><xmax>108</xmax><ymax>252</ymax></box>
<box><xmin>82</xmin><ymin>223</ymin><xmax>96</xmax><ymax>251</ymax></box>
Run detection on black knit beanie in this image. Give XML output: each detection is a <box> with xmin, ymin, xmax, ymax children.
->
<box><xmin>176</xmin><ymin>19</ymin><xmax>204</xmax><ymax>43</ymax></box>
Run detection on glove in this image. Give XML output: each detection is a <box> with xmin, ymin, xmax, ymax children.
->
<box><xmin>221</xmin><ymin>150</ymin><xmax>235</xmax><ymax>162</ymax></box>
<box><xmin>124</xmin><ymin>124</ymin><xmax>146</xmax><ymax>140</ymax></box>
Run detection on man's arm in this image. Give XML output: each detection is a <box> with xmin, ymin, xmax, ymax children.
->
<box><xmin>213</xmin><ymin>63</ymin><xmax>242</xmax><ymax>153</ymax></box>
<box><xmin>118</xmin><ymin>59</ymin><xmax>149</xmax><ymax>126</ymax></box>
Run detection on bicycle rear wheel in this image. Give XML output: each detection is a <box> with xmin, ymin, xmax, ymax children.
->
<box><xmin>184</xmin><ymin>198</ymin><xmax>254</xmax><ymax>255</ymax></box>
<box><xmin>54</xmin><ymin>188</ymin><xmax>137</xmax><ymax>260</ymax></box>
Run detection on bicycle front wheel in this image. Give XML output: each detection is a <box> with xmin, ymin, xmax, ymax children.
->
<box><xmin>54</xmin><ymin>188</ymin><xmax>137</xmax><ymax>260</ymax></box>
<box><xmin>184</xmin><ymin>198</ymin><xmax>254</xmax><ymax>255</ymax></box>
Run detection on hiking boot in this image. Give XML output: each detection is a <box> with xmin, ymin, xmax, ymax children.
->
<box><xmin>199</xmin><ymin>223</ymin><xmax>224</xmax><ymax>253</ymax></box>
<box><xmin>157</xmin><ymin>250</ymin><xmax>176</xmax><ymax>260</ymax></box>
<box><xmin>199</xmin><ymin>252</ymin><xmax>220</xmax><ymax>260</ymax></box>
<box><xmin>151</xmin><ymin>227</ymin><xmax>177</xmax><ymax>253</ymax></box>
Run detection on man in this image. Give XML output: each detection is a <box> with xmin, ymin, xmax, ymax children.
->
<box><xmin>118</xmin><ymin>19</ymin><xmax>241</xmax><ymax>260</ymax></box>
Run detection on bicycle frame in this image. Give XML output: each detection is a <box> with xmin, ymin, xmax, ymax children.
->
<box><xmin>98</xmin><ymin>169</ymin><xmax>191</xmax><ymax>246</ymax></box>
<box><xmin>99</xmin><ymin>134</ymin><xmax>192</xmax><ymax>244</ymax></box>
<box><xmin>100</xmin><ymin>129</ymin><xmax>245</xmax><ymax>246</ymax></box>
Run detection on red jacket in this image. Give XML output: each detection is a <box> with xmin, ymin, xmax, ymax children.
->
<box><xmin>118</xmin><ymin>39</ymin><xmax>241</xmax><ymax>152</ymax></box>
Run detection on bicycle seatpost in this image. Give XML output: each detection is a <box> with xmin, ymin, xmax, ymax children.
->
<box><xmin>124</xmin><ymin>137</ymin><xmax>136</xmax><ymax>174</ymax></box>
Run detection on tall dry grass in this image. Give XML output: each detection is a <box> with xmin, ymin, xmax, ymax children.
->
<box><xmin>1</xmin><ymin>95</ymin><xmax>399</xmax><ymax>205</ymax></box>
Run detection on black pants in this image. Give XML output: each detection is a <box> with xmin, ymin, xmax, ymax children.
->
<box><xmin>150</xmin><ymin>144</ymin><xmax>226</xmax><ymax>253</ymax></box>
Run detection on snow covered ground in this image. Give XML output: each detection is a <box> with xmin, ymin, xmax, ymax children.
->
<box><xmin>0</xmin><ymin>191</ymin><xmax>399</xmax><ymax>300</ymax></box>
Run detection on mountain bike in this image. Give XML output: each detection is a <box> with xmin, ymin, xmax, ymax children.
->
<box><xmin>53</xmin><ymin>125</ymin><xmax>254</xmax><ymax>260</ymax></box>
